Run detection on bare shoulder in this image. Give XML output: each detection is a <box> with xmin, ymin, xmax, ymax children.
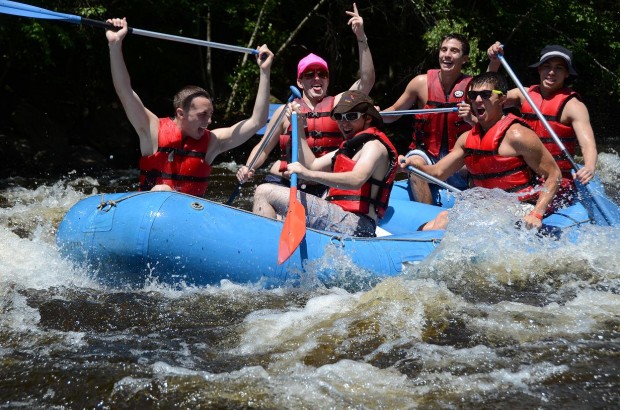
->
<box><xmin>506</xmin><ymin>87</ymin><xmax>524</xmax><ymax>106</ymax></box>
<box><xmin>392</xmin><ymin>74</ymin><xmax>426</xmax><ymax>106</ymax></box>
<box><xmin>507</xmin><ymin>121</ymin><xmax>534</xmax><ymax>137</ymax></box>
<box><xmin>363</xmin><ymin>138</ymin><xmax>389</xmax><ymax>156</ymax></box>
<box><xmin>407</xmin><ymin>73</ymin><xmax>427</xmax><ymax>91</ymax></box>
<box><xmin>206</xmin><ymin>128</ymin><xmax>224</xmax><ymax>152</ymax></box>
<box><xmin>208</xmin><ymin>127</ymin><xmax>226</xmax><ymax>141</ymax></box>
<box><xmin>454</xmin><ymin>130</ymin><xmax>469</xmax><ymax>147</ymax></box>
<box><xmin>506</xmin><ymin>122</ymin><xmax>539</xmax><ymax>147</ymax></box>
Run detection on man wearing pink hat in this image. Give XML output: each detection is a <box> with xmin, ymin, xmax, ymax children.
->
<box><xmin>487</xmin><ymin>42</ymin><xmax>598</xmax><ymax>206</ymax></box>
<box><xmin>253</xmin><ymin>91</ymin><xmax>398</xmax><ymax>237</ymax></box>
<box><xmin>237</xmin><ymin>3</ymin><xmax>375</xmax><ymax>198</ymax></box>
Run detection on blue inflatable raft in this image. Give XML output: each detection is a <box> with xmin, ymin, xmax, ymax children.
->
<box><xmin>56</xmin><ymin>189</ymin><xmax>445</xmax><ymax>288</ymax></box>
<box><xmin>56</xmin><ymin>177</ymin><xmax>612</xmax><ymax>288</ymax></box>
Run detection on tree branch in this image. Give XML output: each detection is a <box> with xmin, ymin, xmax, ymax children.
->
<box><xmin>225</xmin><ymin>0</ymin><xmax>270</xmax><ymax>116</ymax></box>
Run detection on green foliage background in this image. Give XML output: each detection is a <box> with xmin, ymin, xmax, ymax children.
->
<box><xmin>1</xmin><ymin>0</ymin><xmax>618</xmax><ymax>175</ymax></box>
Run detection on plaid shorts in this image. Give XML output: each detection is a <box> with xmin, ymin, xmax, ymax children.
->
<box><xmin>299</xmin><ymin>192</ymin><xmax>377</xmax><ymax>237</ymax></box>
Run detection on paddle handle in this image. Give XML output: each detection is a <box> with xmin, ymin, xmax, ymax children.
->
<box><xmin>246</xmin><ymin>86</ymin><xmax>301</xmax><ymax>171</ymax></box>
<box><xmin>0</xmin><ymin>0</ymin><xmax>258</xmax><ymax>54</ymax></box>
<box><xmin>81</xmin><ymin>18</ymin><xmax>259</xmax><ymax>54</ymax></box>
<box><xmin>290</xmin><ymin>112</ymin><xmax>299</xmax><ymax>187</ymax></box>
<box><xmin>380</xmin><ymin>107</ymin><xmax>458</xmax><ymax>116</ymax></box>
<box><xmin>246</xmin><ymin>109</ymin><xmax>287</xmax><ymax>171</ymax></box>
<box><xmin>225</xmin><ymin>86</ymin><xmax>300</xmax><ymax>206</ymax></box>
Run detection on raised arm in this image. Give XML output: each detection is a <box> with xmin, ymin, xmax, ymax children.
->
<box><xmin>486</xmin><ymin>41</ymin><xmax>503</xmax><ymax>73</ymax></box>
<box><xmin>206</xmin><ymin>45</ymin><xmax>274</xmax><ymax>164</ymax></box>
<box><xmin>106</xmin><ymin>18</ymin><xmax>159</xmax><ymax>156</ymax></box>
<box><xmin>344</xmin><ymin>3</ymin><xmax>375</xmax><ymax>96</ymax></box>
<box><xmin>486</xmin><ymin>43</ymin><xmax>523</xmax><ymax>109</ymax></box>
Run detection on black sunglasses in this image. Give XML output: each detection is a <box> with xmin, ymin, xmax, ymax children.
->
<box><xmin>332</xmin><ymin>112</ymin><xmax>364</xmax><ymax>121</ymax></box>
<box><xmin>302</xmin><ymin>70</ymin><xmax>329</xmax><ymax>79</ymax></box>
<box><xmin>466</xmin><ymin>89</ymin><xmax>503</xmax><ymax>100</ymax></box>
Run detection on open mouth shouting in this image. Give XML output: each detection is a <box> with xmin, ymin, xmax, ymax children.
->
<box><xmin>472</xmin><ymin>104</ymin><xmax>486</xmax><ymax>120</ymax></box>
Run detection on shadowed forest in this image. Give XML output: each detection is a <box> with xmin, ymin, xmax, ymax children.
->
<box><xmin>1</xmin><ymin>0</ymin><xmax>619</xmax><ymax>177</ymax></box>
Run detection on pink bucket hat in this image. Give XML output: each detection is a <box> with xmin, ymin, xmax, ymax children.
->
<box><xmin>297</xmin><ymin>53</ymin><xmax>329</xmax><ymax>79</ymax></box>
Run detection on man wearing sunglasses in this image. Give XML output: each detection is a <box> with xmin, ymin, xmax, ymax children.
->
<box><xmin>401</xmin><ymin>72</ymin><xmax>562</xmax><ymax>230</ymax></box>
<box><xmin>237</xmin><ymin>3</ymin><xmax>375</xmax><ymax>198</ymax></box>
<box><xmin>383</xmin><ymin>33</ymin><xmax>473</xmax><ymax>205</ymax></box>
<box><xmin>487</xmin><ymin>43</ymin><xmax>597</xmax><ymax>206</ymax></box>
<box><xmin>253</xmin><ymin>91</ymin><xmax>398</xmax><ymax>237</ymax></box>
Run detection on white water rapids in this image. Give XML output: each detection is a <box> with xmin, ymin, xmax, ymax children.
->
<box><xmin>1</xmin><ymin>154</ymin><xmax>619</xmax><ymax>408</ymax></box>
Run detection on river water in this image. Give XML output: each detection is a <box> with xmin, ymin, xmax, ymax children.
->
<box><xmin>1</xmin><ymin>151</ymin><xmax>620</xmax><ymax>408</ymax></box>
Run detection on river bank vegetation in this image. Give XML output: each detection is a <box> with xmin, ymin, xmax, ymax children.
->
<box><xmin>1</xmin><ymin>0</ymin><xmax>618</xmax><ymax>177</ymax></box>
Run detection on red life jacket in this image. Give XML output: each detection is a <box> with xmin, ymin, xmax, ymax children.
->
<box><xmin>138</xmin><ymin>117</ymin><xmax>212</xmax><ymax>197</ymax></box>
<box><xmin>520</xmin><ymin>85</ymin><xmax>580</xmax><ymax>179</ymax></box>
<box><xmin>464</xmin><ymin>114</ymin><xmax>537</xmax><ymax>200</ymax></box>
<box><xmin>279</xmin><ymin>96</ymin><xmax>343</xmax><ymax>171</ymax></box>
<box><xmin>411</xmin><ymin>69</ymin><xmax>472</xmax><ymax>157</ymax></box>
<box><xmin>326</xmin><ymin>127</ymin><xmax>398</xmax><ymax>218</ymax></box>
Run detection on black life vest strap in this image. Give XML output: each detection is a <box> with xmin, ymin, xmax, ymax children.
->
<box><xmin>469</xmin><ymin>164</ymin><xmax>530</xmax><ymax>180</ymax></box>
<box><xmin>540</xmin><ymin>136</ymin><xmax>577</xmax><ymax>144</ymax></box>
<box><xmin>157</xmin><ymin>147</ymin><xmax>206</xmax><ymax>159</ymax></box>
<box><xmin>326</xmin><ymin>194</ymin><xmax>388</xmax><ymax>210</ymax></box>
<box><xmin>304</xmin><ymin>112</ymin><xmax>331</xmax><ymax>119</ymax></box>
<box><xmin>326</xmin><ymin>194</ymin><xmax>387</xmax><ymax>209</ymax></box>
<box><xmin>504</xmin><ymin>182</ymin><xmax>534</xmax><ymax>193</ymax></box>
<box><xmin>311</xmin><ymin>145</ymin><xmax>340</xmax><ymax>154</ymax></box>
<box><xmin>426</xmin><ymin>100</ymin><xmax>459</xmax><ymax>108</ymax></box>
<box><xmin>140</xmin><ymin>169</ymin><xmax>210</xmax><ymax>182</ymax></box>
<box><xmin>464</xmin><ymin>148</ymin><xmax>501</xmax><ymax>157</ymax></box>
<box><xmin>367</xmin><ymin>176</ymin><xmax>390</xmax><ymax>189</ymax></box>
<box><xmin>325</xmin><ymin>177</ymin><xmax>391</xmax><ymax>207</ymax></box>
<box><xmin>522</xmin><ymin>112</ymin><xmax>558</xmax><ymax>122</ymax></box>
<box><xmin>307</xmin><ymin>130</ymin><xmax>342</xmax><ymax>138</ymax></box>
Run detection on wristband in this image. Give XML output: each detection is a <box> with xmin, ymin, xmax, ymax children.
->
<box><xmin>529</xmin><ymin>211</ymin><xmax>543</xmax><ymax>221</ymax></box>
<box><xmin>358</xmin><ymin>35</ymin><xmax>368</xmax><ymax>44</ymax></box>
